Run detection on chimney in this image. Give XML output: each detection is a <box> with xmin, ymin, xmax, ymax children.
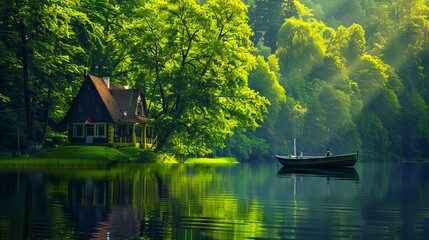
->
<box><xmin>103</xmin><ymin>77</ymin><xmax>110</xmax><ymax>89</ymax></box>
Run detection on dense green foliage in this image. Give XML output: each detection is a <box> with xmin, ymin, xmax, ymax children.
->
<box><xmin>248</xmin><ymin>0</ymin><xmax>429</xmax><ymax>159</ymax></box>
<box><xmin>128</xmin><ymin>0</ymin><xmax>268</xmax><ymax>157</ymax></box>
<box><xmin>1</xmin><ymin>0</ymin><xmax>429</xmax><ymax>160</ymax></box>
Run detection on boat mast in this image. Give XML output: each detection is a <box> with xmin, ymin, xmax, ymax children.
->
<box><xmin>293</xmin><ymin>138</ymin><xmax>296</xmax><ymax>156</ymax></box>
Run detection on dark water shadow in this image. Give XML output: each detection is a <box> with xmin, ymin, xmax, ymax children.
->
<box><xmin>276</xmin><ymin>166</ymin><xmax>360</xmax><ymax>182</ymax></box>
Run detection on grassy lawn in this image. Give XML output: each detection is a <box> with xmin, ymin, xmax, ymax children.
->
<box><xmin>0</xmin><ymin>157</ymin><xmax>113</xmax><ymax>169</ymax></box>
<box><xmin>0</xmin><ymin>146</ymin><xmax>129</xmax><ymax>168</ymax></box>
<box><xmin>0</xmin><ymin>146</ymin><xmax>237</xmax><ymax>168</ymax></box>
<box><xmin>185</xmin><ymin>157</ymin><xmax>238</xmax><ymax>164</ymax></box>
<box><xmin>40</xmin><ymin>145</ymin><xmax>129</xmax><ymax>161</ymax></box>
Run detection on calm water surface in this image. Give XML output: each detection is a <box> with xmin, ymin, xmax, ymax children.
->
<box><xmin>0</xmin><ymin>160</ymin><xmax>428</xmax><ymax>239</ymax></box>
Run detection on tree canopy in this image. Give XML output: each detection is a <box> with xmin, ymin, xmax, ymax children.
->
<box><xmin>1</xmin><ymin>0</ymin><xmax>429</xmax><ymax>160</ymax></box>
<box><xmin>127</xmin><ymin>0</ymin><xmax>268</xmax><ymax>157</ymax></box>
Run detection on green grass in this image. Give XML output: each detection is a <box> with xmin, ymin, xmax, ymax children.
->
<box><xmin>40</xmin><ymin>145</ymin><xmax>129</xmax><ymax>162</ymax></box>
<box><xmin>185</xmin><ymin>157</ymin><xmax>238</xmax><ymax>164</ymax></box>
<box><xmin>0</xmin><ymin>146</ymin><xmax>128</xmax><ymax>168</ymax></box>
<box><xmin>0</xmin><ymin>147</ymin><xmax>238</xmax><ymax>168</ymax></box>
<box><xmin>119</xmin><ymin>147</ymin><xmax>159</xmax><ymax>162</ymax></box>
<box><xmin>0</xmin><ymin>156</ymin><xmax>114</xmax><ymax>169</ymax></box>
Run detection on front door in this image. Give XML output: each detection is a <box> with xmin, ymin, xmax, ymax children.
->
<box><xmin>86</xmin><ymin>124</ymin><xmax>94</xmax><ymax>144</ymax></box>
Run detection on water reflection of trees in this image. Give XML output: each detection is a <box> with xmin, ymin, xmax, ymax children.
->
<box><xmin>15</xmin><ymin>164</ymin><xmax>265</xmax><ymax>239</ymax></box>
<box><xmin>99</xmin><ymin>164</ymin><xmax>266</xmax><ymax>239</ymax></box>
<box><xmin>1</xmin><ymin>162</ymin><xmax>429</xmax><ymax>239</ymax></box>
<box><xmin>0</xmin><ymin>173</ymin><xmax>77</xmax><ymax>239</ymax></box>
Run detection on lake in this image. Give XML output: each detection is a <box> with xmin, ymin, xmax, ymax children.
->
<box><xmin>0</xmin><ymin>160</ymin><xmax>428</xmax><ymax>239</ymax></box>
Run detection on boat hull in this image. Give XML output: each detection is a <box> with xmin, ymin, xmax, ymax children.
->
<box><xmin>275</xmin><ymin>152</ymin><xmax>358</xmax><ymax>167</ymax></box>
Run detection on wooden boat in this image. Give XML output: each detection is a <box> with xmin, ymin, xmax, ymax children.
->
<box><xmin>275</xmin><ymin>152</ymin><xmax>358</xmax><ymax>167</ymax></box>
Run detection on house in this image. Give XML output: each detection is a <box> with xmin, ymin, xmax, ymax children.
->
<box><xmin>64</xmin><ymin>74</ymin><xmax>155</xmax><ymax>148</ymax></box>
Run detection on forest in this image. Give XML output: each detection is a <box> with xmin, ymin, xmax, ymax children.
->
<box><xmin>0</xmin><ymin>0</ymin><xmax>428</xmax><ymax>160</ymax></box>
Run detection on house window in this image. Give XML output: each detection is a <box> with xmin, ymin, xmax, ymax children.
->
<box><xmin>73</xmin><ymin>124</ymin><xmax>84</xmax><ymax>138</ymax></box>
<box><xmin>95</xmin><ymin>124</ymin><xmax>106</xmax><ymax>138</ymax></box>
<box><xmin>137</xmin><ymin>95</ymin><xmax>144</xmax><ymax>116</ymax></box>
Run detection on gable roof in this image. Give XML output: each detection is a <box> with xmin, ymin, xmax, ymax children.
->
<box><xmin>64</xmin><ymin>74</ymin><xmax>150</xmax><ymax>124</ymax></box>
<box><xmin>88</xmin><ymin>74</ymin><xmax>122</xmax><ymax>121</ymax></box>
<box><xmin>111</xmin><ymin>89</ymin><xmax>140</xmax><ymax>115</ymax></box>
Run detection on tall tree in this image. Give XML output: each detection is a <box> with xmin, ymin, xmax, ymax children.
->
<box><xmin>249</xmin><ymin>0</ymin><xmax>296</xmax><ymax>53</ymax></box>
<box><xmin>276</xmin><ymin>17</ymin><xmax>326</xmax><ymax>102</ymax></box>
<box><xmin>341</xmin><ymin>24</ymin><xmax>366</xmax><ymax>63</ymax></box>
<box><xmin>350</xmin><ymin>55</ymin><xmax>388</xmax><ymax>106</ymax></box>
<box><xmin>355</xmin><ymin>110</ymin><xmax>389</xmax><ymax>156</ymax></box>
<box><xmin>0</xmin><ymin>0</ymin><xmax>86</xmax><ymax>150</ymax></box>
<box><xmin>401</xmin><ymin>89</ymin><xmax>429</xmax><ymax>157</ymax></box>
<box><xmin>246</xmin><ymin>55</ymin><xmax>286</xmax><ymax>158</ymax></box>
<box><xmin>130</xmin><ymin>0</ymin><xmax>268</xmax><ymax>157</ymax></box>
<box><xmin>77</xmin><ymin>0</ymin><xmax>136</xmax><ymax>83</ymax></box>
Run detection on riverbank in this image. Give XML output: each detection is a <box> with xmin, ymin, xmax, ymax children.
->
<box><xmin>185</xmin><ymin>157</ymin><xmax>238</xmax><ymax>164</ymax></box>
<box><xmin>0</xmin><ymin>146</ymin><xmax>237</xmax><ymax>168</ymax></box>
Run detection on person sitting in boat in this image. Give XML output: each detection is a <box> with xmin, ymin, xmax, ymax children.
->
<box><xmin>325</xmin><ymin>148</ymin><xmax>333</xmax><ymax>157</ymax></box>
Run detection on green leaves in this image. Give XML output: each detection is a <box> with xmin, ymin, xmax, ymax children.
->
<box><xmin>350</xmin><ymin>54</ymin><xmax>389</xmax><ymax>105</ymax></box>
<box><xmin>277</xmin><ymin>18</ymin><xmax>326</xmax><ymax>77</ymax></box>
<box><xmin>128</xmin><ymin>0</ymin><xmax>268</xmax><ymax>156</ymax></box>
<box><xmin>1</xmin><ymin>0</ymin><xmax>429</xmax><ymax>159</ymax></box>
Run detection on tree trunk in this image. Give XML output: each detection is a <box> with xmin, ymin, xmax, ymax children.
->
<box><xmin>19</xmin><ymin>20</ymin><xmax>35</xmax><ymax>146</ymax></box>
<box><xmin>40</xmin><ymin>81</ymin><xmax>52</xmax><ymax>147</ymax></box>
<box><xmin>155</xmin><ymin>124</ymin><xmax>174</xmax><ymax>152</ymax></box>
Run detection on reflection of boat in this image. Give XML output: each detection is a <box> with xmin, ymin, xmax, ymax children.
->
<box><xmin>277</xmin><ymin>167</ymin><xmax>359</xmax><ymax>181</ymax></box>
<box><xmin>275</xmin><ymin>152</ymin><xmax>358</xmax><ymax>167</ymax></box>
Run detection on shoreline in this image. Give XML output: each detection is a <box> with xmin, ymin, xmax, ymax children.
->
<box><xmin>0</xmin><ymin>146</ymin><xmax>237</xmax><ymax>168</ymax></box>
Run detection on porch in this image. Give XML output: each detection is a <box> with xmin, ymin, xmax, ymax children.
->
<box><xmin>111</xmin><ymin>124</ymin><xmax>156</xmax><ymax>149</ymax></box>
